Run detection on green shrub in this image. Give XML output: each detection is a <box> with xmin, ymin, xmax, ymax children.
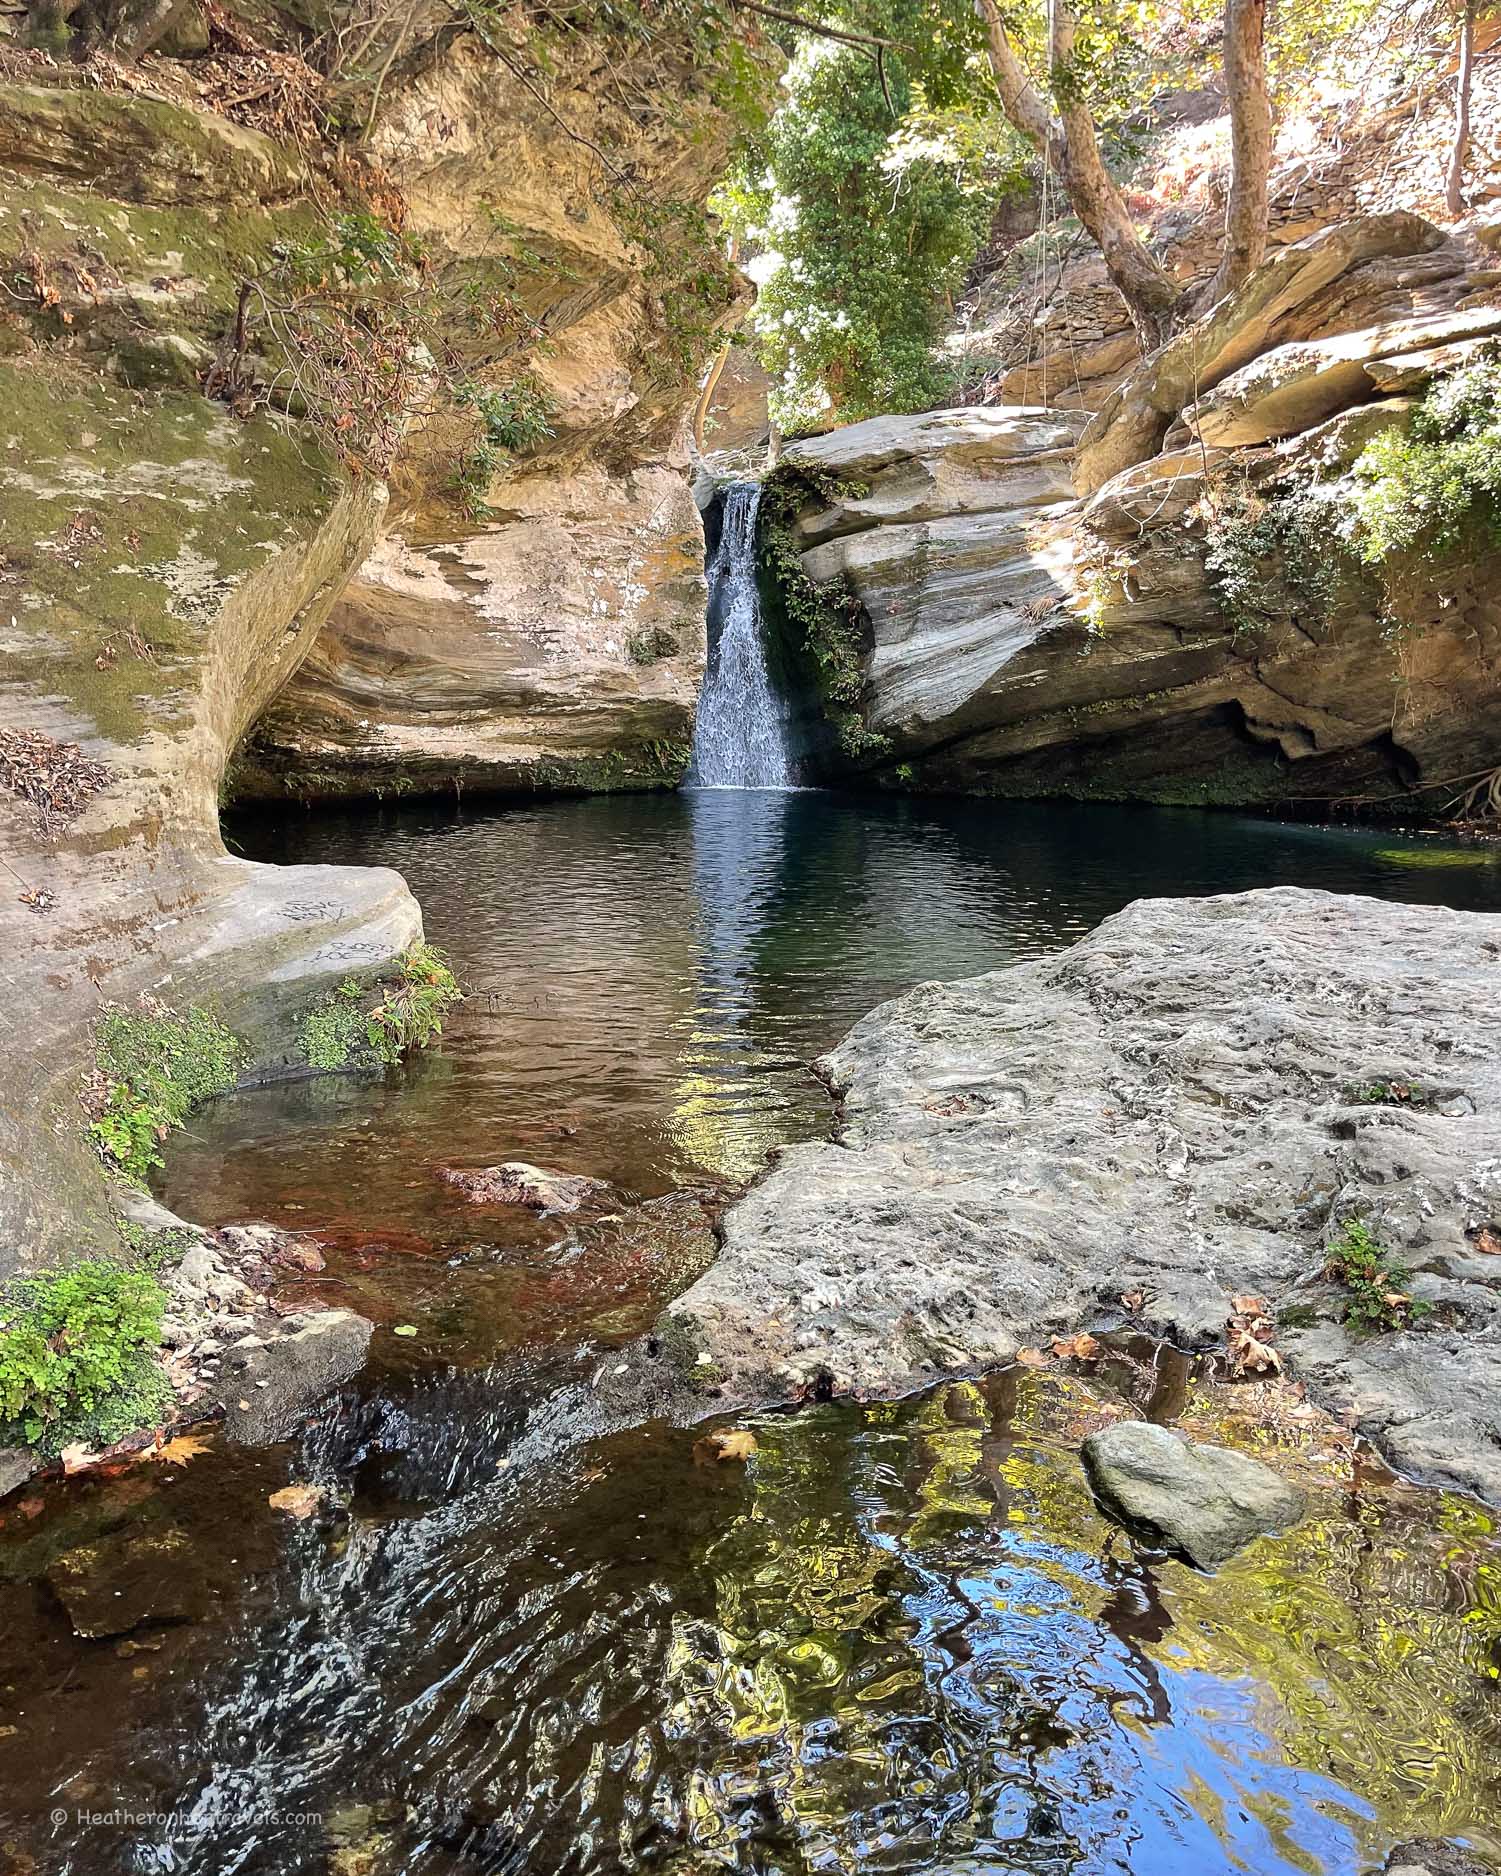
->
<box><xmin>1351</xmin><ymin>351</ymin><xmax>1501</xmax><ymax>563</ymax></box>
<box><xmin>1325</xmin><ymin>1219</ymin><xmax>1432</xmax><ymax>1335</ymax></box>
<box><xmin>760</xmin><ymin>467</ymin><xmax>888</xmax><ymax>760</ymax></box>
<box><xmin>0</xmin><ymin>1259</ymin><xmax>171</xmax><ymax>1453</ymax></box>
<box><xmin>87</xmin><ymin>1000</ymin><xmax>243</xmax><ymax>1185</ymax></box>
<box><xmin>301</xmin><ymin>977</ymin><xmax>371</xmax><ymax>1070</ymax></box>
<box><xmin>299</xmin><ymin>944</ymin><xmax>463</xmax><ymax>1072</ymax></box>
<box><xmin>1203</xmin><ymin>477</ymin><xmax>1349</xmax><ymax>637</ymax></box>
<box><xmin>451</xmin><ymin>376</ymin><xmax>554</xmax><ymax>519</ymax></box>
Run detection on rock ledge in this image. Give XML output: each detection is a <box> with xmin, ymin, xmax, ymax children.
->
<box><xmin>671</xmin><ymin>887</ymin><xmax>1501</xmax><ymax>1502</ymax></box>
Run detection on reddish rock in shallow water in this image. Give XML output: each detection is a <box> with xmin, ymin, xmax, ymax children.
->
<box><xmin>440</xmin><ymin>1162</ymin><xmax>606</xmax><ymax>1213</ymax></box>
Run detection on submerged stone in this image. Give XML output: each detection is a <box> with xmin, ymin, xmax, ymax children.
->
<box><xmin>47</xmin><ymin>1528</ymin><xmax>215</xmax><ymax>1638</ymax></box>
<box><xmin>1081</xmin><ymin>1420</ymin><xmax>1305</xmax><ymax>1567</ymax></box>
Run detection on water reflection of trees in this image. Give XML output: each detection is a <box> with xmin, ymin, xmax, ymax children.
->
<box><xmin>660</xmin><ymin>1378</ymin><xmax>1501</xmax><ymax>1874</ymax></box>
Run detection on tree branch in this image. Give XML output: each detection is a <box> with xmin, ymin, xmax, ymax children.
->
<box><xmin>731</xmin><ymin>0</ymin><xmax>911</xmax><ymax>53</ymax></box>
<box><xmin>1206</xmin><ymin>0</ymin><xmax>1272</xmax><ymax>304</ymax></box>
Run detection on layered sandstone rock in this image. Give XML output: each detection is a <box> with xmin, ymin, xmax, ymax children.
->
<box><xmin>771</xmin><ymin>217</ymin><xmax>1501</xmax><ymax>812</ymax></box>
<box><xmin>233</xmin><ymin>24</ymin><xmax>773</xmax><ymax>800</ymax></box>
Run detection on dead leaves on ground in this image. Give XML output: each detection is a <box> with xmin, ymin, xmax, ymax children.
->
<box><xmin>1014</xmin><ymin>1332</ymin><xmax>1103</xmax><ymax>1370</ymax></box>
<box><xmin>1226</xmin><ymin>1293</ymin><xmax>1283</xmax><ymax>1376</ymax></box>
<box><xmin>1471</xmin><ymin>1223</ymin><xmax>1501</xmax><ymax>1256</ymax></box>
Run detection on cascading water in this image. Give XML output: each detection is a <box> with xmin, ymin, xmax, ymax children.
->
<box><xmin>686</xmin><ymin>482</ymin><xmax>794</xmax><ymax>789</ymax></box>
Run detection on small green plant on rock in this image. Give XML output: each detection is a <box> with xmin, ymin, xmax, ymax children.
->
<box><xmin>760</xmin><ymin>467</ymin><xmax>888</xmax><ymax>761</ymax></box>
<box><xmin>85</xmin><ymin>998</ymin><xmax>243</xmax><ymax>1185</ymax></box>
<box><xmin>299</xmin><ymin>944</ymin><xmax>462</xmax><ymax>1072</ymax></box>
<box><xmin>1346</xmin><ymin>1076</ymin><xmax>1431</xmax><ymax>1107</ymax></box>
<box><xmin>1202</xmin><ymin>475</ymin><xmax>1349</xmax><ymax>638</ymax></box>
<box><xmin>1325</xmin><ymin>1219</ymin><xmax>1431</xmax><ymax>1335</ymax></box>
<box><xmin>0</xmin><ymin>1259</ymin><xmax>171</xmax><ymax>1454</ymax></box>
<box><xmin>627</xmin><ymin>626</ymin><xmax>680</xmax><ymax>666</ymax></box>
<box><xmin>451</xmin><ymin>375</ymin><xmax>555</xmax><ymax>520</ymax></box>
<box><xmin>1351</xmin><ymin>349</ymin><xmax>1501</xmax><ymax>563</ymax></box>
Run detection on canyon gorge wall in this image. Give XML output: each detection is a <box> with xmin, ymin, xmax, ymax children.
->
<box><xmin>0</xmin><ymin>2</ymin><xmax>774</xmax><ymax>1263</ymax></box>
<box><xmin>771</xmin><ymin>212</ymin><xmax>1501</xmax><ymax>811</ymax></box>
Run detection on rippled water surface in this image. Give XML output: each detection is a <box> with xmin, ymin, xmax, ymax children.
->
<box><xmin>6</xmin><ymin>791</ymin><xmax>1501</xmax><ymax>1875</ymax></box>
<box><xmin>3</xmin><ymin>1362</ymin><xmax>1499</xmax><ymax>1875</ymax></box>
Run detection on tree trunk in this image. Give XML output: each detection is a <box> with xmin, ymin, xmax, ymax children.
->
<box><xmin>975</xmin><ymin>0</ymin><xmax>1181</xmax><ymax>350</ymax></box>
<box><xmin>1446</xmin><ymin>0</ymin><xmax>1476</xmax><ymax>217</ymax></box>
<box><xmin>1206</xmin><ymin>0</ymin><xmax>1272</xmax><ymax>304</ymax></box>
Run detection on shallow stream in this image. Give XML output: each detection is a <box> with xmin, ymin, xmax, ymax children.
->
<box><xmin>4</xmin><ymin>790</ymin><xmax>1501</xmax><ymax>1874</ymax></box>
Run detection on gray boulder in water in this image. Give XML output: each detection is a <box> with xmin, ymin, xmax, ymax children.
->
<box><xmin>1082</xmin><ymin>1420</ymin><xmax>1305</xmax><ymax>1568</ymax></box>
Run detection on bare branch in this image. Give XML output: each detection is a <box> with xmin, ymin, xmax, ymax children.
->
<box><xmin>731</xmin><ymin>0</ymin><xmax>911</xmax><ymax>52</ymax></box>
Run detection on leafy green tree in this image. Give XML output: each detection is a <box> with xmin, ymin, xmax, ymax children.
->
<box><xmin>718</xmin><ymin>0</ymin><xmax>1023</xmax><ymax>432</ymax></box>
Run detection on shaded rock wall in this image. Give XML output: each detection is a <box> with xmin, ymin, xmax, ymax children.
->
<box><xmin>0</xmin><ymin>82</ymin><xmax>421</xmax><ymax>1271</ymax></box>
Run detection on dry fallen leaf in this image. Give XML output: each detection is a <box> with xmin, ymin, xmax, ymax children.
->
<box><xmin>694</xmin><ymin>1427</ymin><xmax>758</xmax><ymax>1464</ymax></box>
<box><xmin>1472</xmin><ymin>1224</ymin><xmax>1501</xmax><ymax>1256</ymax></box>
<box><xmin>1228</xmin><ymin>1325</ymin><xmax>1283</xmax><ymax>1375</ymax></box>
<box><xmin>151</xmin><ymin>1433</ymin><xmax>212</xmax><ymax>1468</ymax></box>
<box><xmin>1231</xmin><ymin>1293</ymin><xmax>1268</xmax><ymax>1317</ymax></box>
<box><xmin>1014</xmin><ymin>1346</ymin><xmax>1048</xmax><ymax>1368</ymax></box>
<box><xmin>1119</xmin><ymin>1290</ymin><xmax>1145</xmax><ymax>1312</ymax></box>
<box><xmin>1050</xmin><ymin>1333</ymin><xmax>1102</xmax><ymax>1361</ymax></box>
<box><xmin>268</xmin><ymin>1483</ymin><xmax>326</xmax><ymax>1520</ymax></box>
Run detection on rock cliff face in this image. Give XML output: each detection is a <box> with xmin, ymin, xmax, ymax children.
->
<box><xmin>231</xmin><ymin>24</ymin><xmax>771</xmax><ymax>800</ymax></box>
<box><xmin>671</xmin><ymin>889</ymin><xmax>1501</xmax><ymax>1503</ymax></box>
<box><xmin>0</xmin><ymin>76</ymin><xmax>421</xmax><ymax>1269</ymax></box>
<box><xmin>770</xmin><ymin>214</ymin><xmax>1501</xmax><ymax>810</ymax></box>
<box><xmin>0</xmin><ymin>9</ymin><xmax>773</xmax><ymax>1266</ymax></box>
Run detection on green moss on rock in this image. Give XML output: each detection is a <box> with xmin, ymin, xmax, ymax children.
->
<box><xmin>0</xmin><ymin>358</ymin><xmax>346</xmax><ymax>745</ymax></box>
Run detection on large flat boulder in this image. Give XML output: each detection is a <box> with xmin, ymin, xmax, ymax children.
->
<box><xmin>670</xmin><ymin>889</ymin><xmax>1501</xmax><ymax>1502</ymax></box>
<box><xmin>1183</xmin><ymin>304</ymin><xmax>1501</xmax><ymax>447</ymax></box>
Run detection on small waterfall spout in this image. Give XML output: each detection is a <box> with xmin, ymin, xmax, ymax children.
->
<box><xmin>687</xmin><ymin>483</ymin><xmax>793</xmax><ymax>789</ymax></box>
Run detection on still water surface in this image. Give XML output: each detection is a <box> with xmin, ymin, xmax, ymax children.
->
<box><xmin>5</xmin><ymin>791</ymin><xmax>1501</xmax><ymax>1875</ymax></box>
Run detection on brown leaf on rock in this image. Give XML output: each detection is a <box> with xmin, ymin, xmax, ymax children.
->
<box><xmin>1228</xmin><ymin>1325</ymin><xmax>1283</xmax><ymax>1375</ymax></box>
<box><xmin>1014</xmin><ymin>1346</ymin><xmax>1048</xmax><ymax>1368</ymax></box>
<box><xmin>1050</xmin><ymin>1333</ymin><xmax>1102</xmax><ymax>1361</ymax></box>
<box><xmin>1119</xmin><ymin>1290</ymin><xmax>1145</xmax><ymax>1312</ymax></box>
<box><xmin>1471</xmin><ymin>1224</ymin><xmax>1501</xmax><ymax>1256</ymax></box>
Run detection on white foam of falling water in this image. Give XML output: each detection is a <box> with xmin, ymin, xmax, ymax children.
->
<box><xmin>686</xmin><ymin>483</ymin><xmax>794</xmax><ymax>789</ymax></box>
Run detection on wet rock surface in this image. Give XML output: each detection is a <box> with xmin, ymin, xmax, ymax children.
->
<box><xmin>151</xmin><ymin>1200</ymin><xmax>375</xmax><ymax>1448</ymax></box>
<box><xmin>440</xmin><ymin>1161</ymin><xmax>608</xmax><ymax>1213</ymax></box>
<box><xmin>1082</xmin><ymin>1419</ymin><xmax>1306</xmax><ymax>1566</ymax></box>
<box><xmin>217</xmin><ymin>1310</ymin><xmax>374</xmax><ymax>1444</ymax></box>
<box><xmin>672</xmin><ymin>887</ymin><xmax>1501</xmax><ymax>1502</ymax></box>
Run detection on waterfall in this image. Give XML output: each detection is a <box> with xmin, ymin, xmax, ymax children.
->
<box><xmin>686</xmin><ymin>483</ymin><xmax>794</xmax><ymax>789</ymax></box>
